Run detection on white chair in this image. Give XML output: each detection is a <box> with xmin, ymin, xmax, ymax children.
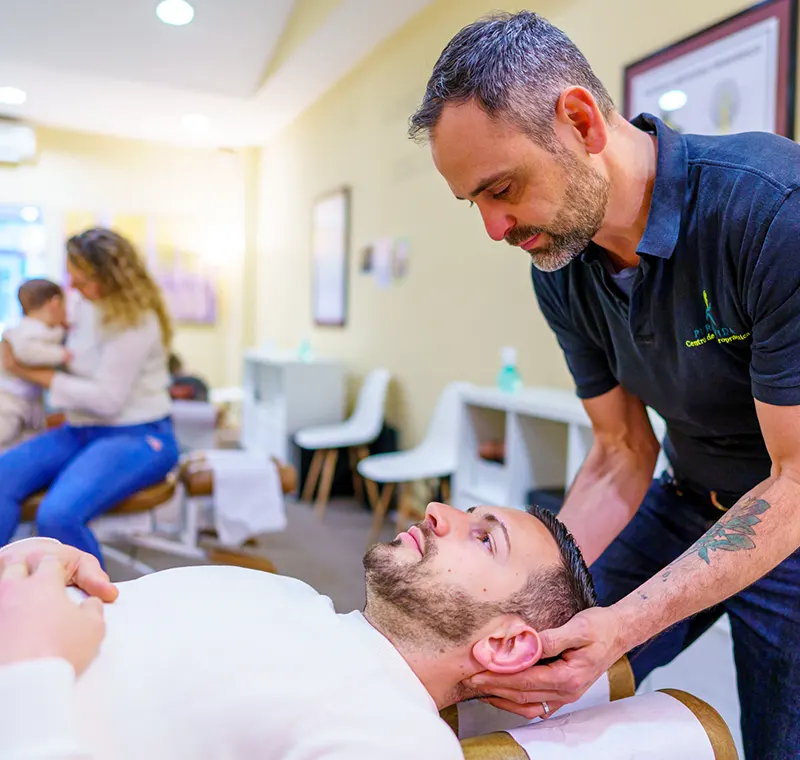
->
<box><xmin>358</xmin><ymin>381</ymin><xmax>470</xmax><ymax>545</ymax></box>
<box><xmin>295</xmin><ymin>368</ymin><xmax>391</xmax><ymax>518</ymax></box>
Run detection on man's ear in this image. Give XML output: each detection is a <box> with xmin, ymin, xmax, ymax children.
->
<box><xmin>471</xmin><ymin>618</ymin><xmax>542</xmax><ymax>674</ymax></box>
<box><xmin>555</xmin><ymin>86</ymin><xmax>608</xmax><ymax>156</ymax></box>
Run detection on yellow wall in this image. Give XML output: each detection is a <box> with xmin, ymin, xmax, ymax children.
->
<box><xmin>0</xmin><ymin>127</ymin><xmax>255</xmax><ymax>388</ymax></box>
<box><xmin>258</xmin><ymin>0</ymin><xmax>798</xmax><ymax>445</ymax></box>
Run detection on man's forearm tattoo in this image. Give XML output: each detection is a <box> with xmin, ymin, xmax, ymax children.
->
<box><xmin>660</xmin><ymin>496</ymin><xmax>772</xmax><ymax>581</ymax></box>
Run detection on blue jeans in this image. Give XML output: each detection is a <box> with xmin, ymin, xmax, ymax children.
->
<box><xmin>592</xmin><ymin>472</ymin><xmax>800</xmax><ymax>760</ymax></box>
<box><xmin>0</xmin><ymin>418</ymin><xmax>179</xmax><ymax>567</ymax></box>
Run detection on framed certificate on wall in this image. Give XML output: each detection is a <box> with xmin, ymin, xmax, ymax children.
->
<box><xmin>624</xmin><ymin>0</ymin><xmax>797</xmax><ymax>138</ymax></box>
<box><xmin>311</xmin><ymin>187</ymin><xmax>350</xmax><ymax>327</ymax></box>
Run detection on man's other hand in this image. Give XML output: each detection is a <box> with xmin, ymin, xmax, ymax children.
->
<box><xmin>464</xmin><ymin>607</ymin><xmax>626</xmax><ymax>719</ymax></box>
<box><xmin>0</xmin><ymin>556</ymin><xmax>106</xmax><ymax>675</ymax></box>
<box><xmin>0</xmin><ymin>539</ymin><xmax>118</xmax><ymax>603</ymax></box>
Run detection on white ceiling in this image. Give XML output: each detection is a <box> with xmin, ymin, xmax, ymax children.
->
<box><xmin>0</xmin><ymin>0</ymin><xmax>434</xmax><ymax>147</ymax></box>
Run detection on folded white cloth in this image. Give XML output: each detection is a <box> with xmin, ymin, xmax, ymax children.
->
<box><xmin>204</xmin><ymin>450</ymin><xmax>287</xmax><ymax>546</ymax></box>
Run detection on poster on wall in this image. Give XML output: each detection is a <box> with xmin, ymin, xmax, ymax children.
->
<box><xmin>624</xmin><ymin>0</ymin><xmax>797</xmax><ymax>138</ymax></box>
<box><xmin>63</xmin><ymin>210</ymin><xmax>220</xmax><ymax>325</ymax></box>
<box><xmin>311</xmin><ymin>187</ymin><xmax>350</xmax><ymax>327</ymax></box>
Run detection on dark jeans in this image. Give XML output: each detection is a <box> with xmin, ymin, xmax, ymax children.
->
<box><xmin>0</xmin><ymin>418</ymin><xmax>179</xmax><ymax>567</ymax></box>
<box><xmin>592</xmin><ymin>472</ymin><xmax>800</xmax><ymax>760</ymax></box>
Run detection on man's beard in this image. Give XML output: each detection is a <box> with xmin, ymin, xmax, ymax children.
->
<box><xmin>363</xmin><ymin>525</ymin><xmax>502</xmax><ymax>648</ymax></box>
<box><xmin>506</xmin><ymin>152</ymin><xmax>610</xmax><ymax>272</ymax></box>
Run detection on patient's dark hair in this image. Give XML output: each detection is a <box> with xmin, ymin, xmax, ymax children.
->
<box><xmin>501</xmin><ymin>504</ymin><xmax>596</xmax><ymax>632</ymax></box>
<box><xmin>18</xmin><ymin>278</ymin><xmax>63</xmax><ymax>315</ymax></box>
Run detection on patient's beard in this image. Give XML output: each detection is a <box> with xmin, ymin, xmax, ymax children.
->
<box><xmin>362</xmin><ymin>528</ymin><xmax>502</xmax><ymax>650</ymax></box>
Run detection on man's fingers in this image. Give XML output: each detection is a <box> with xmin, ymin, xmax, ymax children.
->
<box><xmin>539</xmin><ymin>622</ymin><xmax>592</xmax><ymax>658</ymax></box>
<box><xmin>480</xmin><ymin>687</ymin><xmax>564</xmax><ymax>705</ymax></box>
<box><xmin>32</xmin><ymin>554</ymin><xmax>68</xmax><ymax>583</ymax></box>
<box><xmin>479</xmin><ymin>697</ymin><xmax>549</xmax><ymax>720</ymax></box>
<box><xmin>79</xmin><ymin>595</ymin><xmax>106</xmax><ymax>621</ymax></box>
<box><xmin>0</xmin><ymin>560</ymin><xmax>29</xmax><ymax>582</ymax></box>
<box><xmin>468</xmin><ymin>662</ymin><xmax>568</xmax><ymax>693</ymax></box>
<box><xmin>75</xmin><ymin>561</ymin><xmax>119</xmax><ymax>603</ymax></box>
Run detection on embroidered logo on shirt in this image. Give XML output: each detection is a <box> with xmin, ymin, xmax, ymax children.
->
<box><xmin>685</xmin><ymin>290</ymin><xmax>750</xmax><ymax>348</ymax></box>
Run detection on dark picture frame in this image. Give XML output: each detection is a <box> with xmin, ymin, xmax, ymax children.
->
<box><xmin>311</xmin><ymin>186</ymin><xmax>350</xmax><ymax>327</ymax></box>
<box><xmin>624</xmin><ymin>0</ymin><xmax>797</xmax><ymax>138</ymax></box>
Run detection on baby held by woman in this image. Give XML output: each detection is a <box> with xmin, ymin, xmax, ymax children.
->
<box><xmin>0</xmin><ymin>279</ymin><xmax>69</xmax><ymax>447</ymax></box>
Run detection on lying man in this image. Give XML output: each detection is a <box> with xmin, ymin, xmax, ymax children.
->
<box><xmin>0</xmin><ymin>502</ymin><xmax>595</xmax><ymax>759</ymax></box>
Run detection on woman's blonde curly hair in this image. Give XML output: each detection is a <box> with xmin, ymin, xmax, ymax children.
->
<box><xmin>67</xmin><ymin>227</ymin><xmax>173</xmax><ymax>348</ymax></box>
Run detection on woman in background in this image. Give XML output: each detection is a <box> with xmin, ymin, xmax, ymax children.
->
<box><xmin>0</xmin><ymin>228</ymin><xmax>179</xmax><ymax>566</ymax></box>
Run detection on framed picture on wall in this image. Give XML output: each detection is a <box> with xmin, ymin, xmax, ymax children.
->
<box><xmin>624</xmin><ymin>0</ymin><xmax>797</xmax><ymax>138</ymax></box>
<box><xmin>311</xmin><ymin>187</ymin><xmax>350</xmax><ymax>327</ymax></box>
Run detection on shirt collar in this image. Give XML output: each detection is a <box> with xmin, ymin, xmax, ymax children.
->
<box><xmin>630</xmin><ymin>112</ymin><xmax>688</xmax><ymax>259</ymax></box>
<box><xmin>579</xmin><ymin>112</ymin><xmax>687</xmax><ymax>265</ymax></box>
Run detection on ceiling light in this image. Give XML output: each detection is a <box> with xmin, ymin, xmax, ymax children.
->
<box><xmin>156</xmin><ymin>0</ymin><xmax>194</xmax><ymax>26</ymax></box>
<box><xmin>658</xmin><ymin>89</ymin><xmax>688</xmax><ymax>112</ymax></box>
<box><xmin>0</xmin><ymin>87</ymin><xmax>27</xmax><ymax>106</ymax></box>
<box><xmin>19</xmin><ymin>206</ymin><xmax>39</xmax><ymax>223</ymax></box>
<box><xmin>182</xmin><ymin>113</ymin><xmax>209</xmax><ymax>130</ymax></box>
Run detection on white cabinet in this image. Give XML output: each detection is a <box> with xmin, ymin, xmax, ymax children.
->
<box><xmin>240</xmin><ymin>352</ymin><xmax>345</xmax><ymax>472</ymax></box>
<box><xmin>451</xmin><ymin>385</ymin><xmax>667</xmax><ymax>511</ymax></box>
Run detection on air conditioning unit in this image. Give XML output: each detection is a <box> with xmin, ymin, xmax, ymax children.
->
<box><xmin>0</xmin><ymin>120</ymin><xmax>36</xmax><ymax>164</ymax></box>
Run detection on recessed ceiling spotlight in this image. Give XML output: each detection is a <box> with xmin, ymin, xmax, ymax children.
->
<box><xmin>156</xmin><ymin>0</ymin><xmax>194</xmax><ymax>26</ymax></box>
<box><xmin>0</xmin><ymin>87</ymin><xmax>27</xmax><ymax>106</ymax></box>
<box><xmin>182</xmin><ymin>113</ymin><xmax>209</xmax><ymax>130</ymax></box>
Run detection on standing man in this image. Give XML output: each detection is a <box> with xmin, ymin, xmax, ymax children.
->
<box><xmin>409</xmin><ymin>11</ymin><xmax>800</xmax><ymax>759</ymax></box>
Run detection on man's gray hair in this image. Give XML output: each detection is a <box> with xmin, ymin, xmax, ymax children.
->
<box><xmin>409</xmin><ymin>11</ymin><xmax>615</xmax><ymax>151</ymax></box>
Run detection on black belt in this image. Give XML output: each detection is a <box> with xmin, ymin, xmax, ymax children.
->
<box><xmin>660</xmin><ymin>472</ymin><xmax>742</xmax><ymax>520</ymax></box>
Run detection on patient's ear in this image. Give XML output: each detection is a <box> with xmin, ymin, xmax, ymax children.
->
<box><xmin>471</xmin><ymin>618</ymin><xmax>542</xmax><ymax>674</ymax></box>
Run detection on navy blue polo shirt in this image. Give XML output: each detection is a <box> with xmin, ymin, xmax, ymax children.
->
<box><xmin>531</xmin><ymin>113</ymin><xmax>800</xmax><ymax>496</ymax></box>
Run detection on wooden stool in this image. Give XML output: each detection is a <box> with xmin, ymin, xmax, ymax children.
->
<box><xmin>180</xmin><ymin>456</ymin><xmax>298</xmax><ymax>499</ymax></box>
<box><xmin>177</xmin><ymin>456</ymin><xmax>298</xmax><ymax>575</ymax></box>
<box><xmin>21</xmin><ymin>476</ymin><xmax>178</xmax><ymax>575</ymax></box>
<box><xmin>21</xmin><ymin>476</ymin><xmax>177</xmax><ymax>524</ymax></box>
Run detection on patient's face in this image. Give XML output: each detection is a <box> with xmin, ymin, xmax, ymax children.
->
<box><xmin>363</xmin><ymin>503</ymin><xmax>562</xmax><ymax>645</ymax></box>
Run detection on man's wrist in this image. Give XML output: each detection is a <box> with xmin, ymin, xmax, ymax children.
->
<box><xmin>608</xmin><ymin>596</ymin><xmax>653</xmax><ymax>654</ymax></box>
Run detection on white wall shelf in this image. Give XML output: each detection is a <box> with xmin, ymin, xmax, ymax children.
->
<box><xmin>240</xmin><ymin>351</ymin><xmax>345</xmax><ymax>473</ymax></box>
<box><xmin>452</xmin><ymin>385</ymin><xmax>667</xmax><ymax>512</ymax></box>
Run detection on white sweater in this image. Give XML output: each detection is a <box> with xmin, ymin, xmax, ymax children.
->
<box><xmin>49</xmin><ymin>297</ymin><xmax>171</xmax><ymax>426</ymax></box>
<box><xmin>0</xmin><ymin>317</ymin><xmax>67</xmax><ymax>400</ymax></box>
<box><xmin>0</xmin><ymin>566</ymin><xmax>463</xmax><ymax>760</ymax></box>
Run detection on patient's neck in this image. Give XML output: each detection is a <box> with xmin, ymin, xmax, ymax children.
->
<box><xmin>364</xmin><ymin>607</ymin><xmax>479</xmax><ymax>709</ymax></box>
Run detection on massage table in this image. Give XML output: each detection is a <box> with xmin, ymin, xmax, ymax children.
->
<box><xmin>442</xmin><ymin>656</ymin><xmax>737</xmax><ymax>758</ymax></box>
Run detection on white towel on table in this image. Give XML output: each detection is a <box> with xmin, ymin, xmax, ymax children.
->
<box><xmin>204</xmin><ymin>450</ymin><xmax>287</xmax><ymax>547</ymax></box>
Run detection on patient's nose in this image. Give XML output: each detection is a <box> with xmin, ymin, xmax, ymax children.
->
<box><xmin>425</xmin><ymin>502</ymin><xmax>465</xmax><ymax>538</ymax></box>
